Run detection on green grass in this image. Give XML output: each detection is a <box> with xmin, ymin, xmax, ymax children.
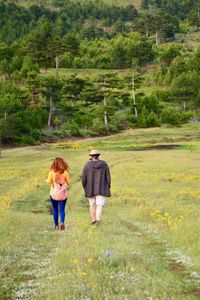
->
<box><xmin>15</xmin><ymin>0</ymin><xmax>141</xmax><ymax>10</ymax></box>
<box><xmin>1</xmin><ymin>123</ymin><xmax>200</xmax><ymax>299</ymax></box>
<box><xmin>107</xmin><ymin>0</ymin><xmax>141</xmax><ymax>10</ymax></box>
<box><xmin>42</xmin><ymin>68</ymin><xmax>132</xmax><ymax>79</ymax></box>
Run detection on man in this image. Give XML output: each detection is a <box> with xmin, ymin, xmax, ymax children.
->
<box><xmin>82</xmin><ymin>150</ymin><xmax>111</xmax><ymax>225</ymax></box>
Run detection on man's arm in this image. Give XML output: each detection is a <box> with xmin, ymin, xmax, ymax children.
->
<box><xmin>82</xmin><ymin>165</ymin><xmax>87</xmax><ymax>188</ymax></box>
<box><xmin>105</xmin><ymin>163</ymin><xmax>111</xmax><ymax>187</ymax></box>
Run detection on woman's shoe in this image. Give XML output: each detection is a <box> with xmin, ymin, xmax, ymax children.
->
<box><xmin>60</xmin><ymin>223</ymin><xmax>65</xmax><ymax>230</ymax></box>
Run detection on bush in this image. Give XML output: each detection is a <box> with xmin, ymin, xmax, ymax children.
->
<box><xmin>153</xmin><ymin>90</ymin><xmax>170</xmax><ymax>102</ymax></box>
<box><xmin>70</xmin><ymin>122</ymin><xmax>82</xmax><ymax>137</ymax></box>
<box><xmin>160</xmin><ymin>108</ymin><xmax>181</xmax><ymax>126</ymax></box>
<box><xmin>180</xmin><ymin>110</ymin><xmax>194</xmax><ymax>123</ymax></box>
<box><xmin>15</xmin><ymin>136</ymin><xmax>36</xmax><ymax>145</ymax></box>
<box><xmin>31</xmin><ymin>129</ymin><xmax>41</xmax><ymax>140</ymax></box>
<box><xmin>60</xmin><ymin>52</ymin><xmax>74</xmax><ymax>68</ymax></box>
<box><xmin>92</xmin><ymin>118</ymin><xmax>106</xmax><ymax>134</ymax></box>
<box><xmin>136</xmin><ymin>107</ymin><xmax>148</xmax><ymax>128</ymax></box>
<box><xmin>136</xmin><ymin>115</ymin><xmax>147</xmax><ymax>128</ymax></box>
<box><xmin>110</xmin><ymin>109</ymin><xmax>134</xmax><ymax>131</ymax></box>
<box><xmin>146</xmin><ymin>112</ymin><xmax>161</xmax><ymax>127</ymax></box>
<box><xmin>80</xmin><ymin>129</ymin><xmax>98</xmax><ymax>137</ymax></box>
<box><xmin>139</xmin><ymin>95</ymin><xmax>161</xmax><ymax>114</ymax></box>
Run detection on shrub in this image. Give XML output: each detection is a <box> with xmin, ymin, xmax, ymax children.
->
<box><xmin>139</xmin><ymin>95</ymin><xmax>161</xmax><ymax>114</ymax></box>
<box><xmin>110</xmin><ymin>109</ymin><xmax>134</xmax><ymax>131</ymax></box>
<box><xmin>70</xmin><ymin>122</ymin><xmax>82</xmax><ymax>137</ymax></box>
<box><xmin>15</xmin><ymin>136</ymin><xmax>36</xmax><ymax>145</ymax></box>
<box><xmin>137</xmin><ymin>115</ymin><xmax>147</xmax><ymax>128</ymax></box>
<box><xmin>31</xmin><ymin>129</ymin><xmax>41</xmax><ymax>140</ymax></box>
<box><xmin>146</xmin><ymin>112</ymin><xmax>161</xmax><ymax>127</ymax></box>
<box><xmin>92</xmin><ymin>118</ymin><xmax>106</xmax><ymax>134</ymax></box>
<box><xmin>180</xmin><ymin>110</ymin><xmax>194</xmax><ymax>123</ymax></box>
<box><xmin>160</xmin><ymin>108</ymin><xmax>181</xmax><ymax>126</ymax></box>
<box><xmin>80</xmin><ymin>129</ymin><xmax>99</xmax><ymax>137</ymax></box>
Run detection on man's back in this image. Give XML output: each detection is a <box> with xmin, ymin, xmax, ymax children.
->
<box><xmin>82</xmin><ymin>159</ymin><xmax>111</xmax><ymax>198</ymax></box>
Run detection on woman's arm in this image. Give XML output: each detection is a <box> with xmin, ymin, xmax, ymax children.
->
<box><xmin>45</xmin><ymin>171</ymin><xmax>53</xmax><ymax>184</ymax></box>
<box><xmin>64</xmin><ymin>171</ymin><xmax>71</xmax><ymax>185</ymax></box>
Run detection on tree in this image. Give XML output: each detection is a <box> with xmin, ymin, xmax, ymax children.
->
<box><xmin>170</xmin><ymin>71</ymin><xmax>200</xmax><ymax>109</ymax></box>
<box><xmin>95</xmin><ymin>73</ymin><xmax>122</xmax><ymax>130</ymax></box>
<box><xmin>158</xmin><ymin>44</ymin><xmax>182</xmax><ymax>66</ymax></box>
<box><xmin>188</xmin><ymin>0</ymin><xmax>200</xmax><ymax>28</ymax></box>
<box><xmin>25</xmin><ymin>71</ymin><xmax>41</xmax><ymax>108</ymax></box>
<box><xmin>141</xmin><ymin>0</ymin><xmax>149</xmax><ymax>10</ymax></box>
<box><xmin>25</xmin><ymin>18</ymin><xmax>53</xmax><ymax>69</ymax></box>
<box><xmin>134</xmin><ymin>12</ymin><xmax>154</xmax><ymax>37</ymax></box>
<box><xmin>152</xmin><ymin>11</ymin><xmax>179</xmax><ymax>45</ymax></box>
<box><xmin>20</xmin><ymin>56</ymin><xmax>39</xmax><ymax>78</ymax></box>
<box><xmin>60</xmin><ymin>75</ymin><xmax>86</xmax><ymax>123</ymax></box>
<box><xmin>41</xmin><ymin>77</ymin><xmax>63</xmax><ymax>128</ymax></box>
<box><xmin>63</xmin><ymin>33</ymin><xmax>80</xmax><ymax>56</ymax></box>
<box><xmin>123</xmin><ymin>69</ymin><xmax>143</xmax><ymax>119</ymax></box>
<box><xmin>46</xmin><ymin>35</ymin><xmax>67</xmax><ymax>78</ymax></box>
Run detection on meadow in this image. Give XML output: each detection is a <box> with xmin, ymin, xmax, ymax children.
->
<box><xmin>0</xmin><ymin>124</ymin><xmax>200</xmax><ymax>299</ymax></box>
<box><xmin>17</xmin><ymin>0</ymin><xmax>142</xmax><ymax>10</ymax></box>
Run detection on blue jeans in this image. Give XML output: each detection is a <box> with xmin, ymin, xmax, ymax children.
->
<box><xmin>50</xmin><ymin>196</ymin><xmax>67</xmax><ymax>226</ymax></box>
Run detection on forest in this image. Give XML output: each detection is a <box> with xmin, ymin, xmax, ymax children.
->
<box><xmin>0</xmin><ymin>0</ymin><xmax>200</xmax><ymax>144</ymax></box>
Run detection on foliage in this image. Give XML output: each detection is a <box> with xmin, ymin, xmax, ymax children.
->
<box><xmin>0</xmin><ymin>0</ymin><xmax>199</xmax><ymax>144</ymax></box>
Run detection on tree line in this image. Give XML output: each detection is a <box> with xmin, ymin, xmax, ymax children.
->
<box><xmin>0</xmin><ymin>0</ymin><xmax>200</xmax><ymax>145</ymax></box>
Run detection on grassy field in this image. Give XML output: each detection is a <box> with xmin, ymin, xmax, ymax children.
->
<box><xmin>42</xmin><ymin>68</ymin><xmax>132</xmax><ymax>79</ymax></box>
<box><xmin>107</xmin><ymin>0</ymin><xmax>141</xmax><ymax>9</ymax></box>
<box><xmin>1</xmin><ymin>124</ymin><xmax>200</xmax><ymax>299</ymax></box>
<box><xmin>16</xmin><ymin>0</ymin><xmax>141</xmax><ymax>10</ymax></box>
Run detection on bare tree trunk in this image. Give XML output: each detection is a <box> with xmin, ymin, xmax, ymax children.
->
<box><xmin>48</xmin><ymin>96</ymin><xmax>53</xmax><ymax>128</ymax></box>
<box><xmin>55</xmin><ymin>56</ymin><xmax>59</xmax><ymax>79</ymax></box>
<box><xmin>103</xmin><ymin>78</ymin><xmax>108</xmax><ymax>130</ymax></box>
<box><xmin>183</xmin><ymin>101</ymin><xmax>186</xmax><ymax>111</ymax></box>
<box><xmin>103</xmin><ymin>95</ymin><xmax>108</xmax><ymax>130</ymax></box>
<box><xmin>132</xmin><ymin>74</ymin><xmax>138</xmax><ymax>118</ymax></box>
<box><xmin>155</xmin><ymin>28</ymin><xmax>159</xmax><ymax>46</ymax></box>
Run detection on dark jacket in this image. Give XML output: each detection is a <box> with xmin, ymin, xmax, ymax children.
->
<box><xmin>82</xmin><ymin>159</ymin><xmax>111</xmax><ymax>198</ymax></box>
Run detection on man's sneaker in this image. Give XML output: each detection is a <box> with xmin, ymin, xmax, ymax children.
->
<box><xmin>54</xmin><ymin>225</ymin><xmax>59</xmax><ymax>230</ymax></box>
<box><xmin>60</xmin><ymin>223</ymin><xmax>65</xmax><ymax>230</ymax></box>
<box><xmin>90</xmin><ymin>220</ymin><xmax>97</xmax><ymax>225</ymax></box>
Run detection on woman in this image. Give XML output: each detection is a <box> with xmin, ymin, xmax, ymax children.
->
<box><xmin>46</xmin><ymin>157</ymin><xmax>71</xmax><ymax>230</ymax></box>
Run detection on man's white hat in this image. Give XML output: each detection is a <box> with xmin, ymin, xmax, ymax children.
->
<box><xmin>89</xmin><ymin>149</ymin><xmax>101</xmax><ymax>156</ymax></box>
